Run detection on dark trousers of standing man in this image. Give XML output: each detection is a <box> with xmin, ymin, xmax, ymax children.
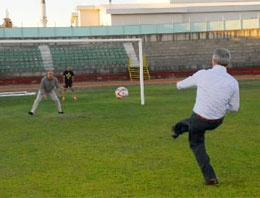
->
<box><xmin>173</xmin><ymin>113</ymin><xmax>223</xmax><ymax>181</ymax></box>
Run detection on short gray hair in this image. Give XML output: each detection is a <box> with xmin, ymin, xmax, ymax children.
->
<box><xmin>212</xmin><ymin>48</ymin><xmax>231</xmax><ymax>66</ymax></box>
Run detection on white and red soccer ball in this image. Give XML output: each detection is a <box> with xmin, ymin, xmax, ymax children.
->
<box><xmin>115</xmin><ymin>87</ymin><xmax>129</xmax><ymax>99</ymax></box>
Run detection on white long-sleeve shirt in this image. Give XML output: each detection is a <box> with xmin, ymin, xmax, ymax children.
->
<box><xmin>176</xmin><ymin>65</ymin><xmax>240</xmax><ymax>119</ymax></box>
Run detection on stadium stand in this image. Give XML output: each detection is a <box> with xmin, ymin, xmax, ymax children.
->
<box><xmin>0</xmin><ymin>45</ymin><xmax>129</xmax><ymax>76</ymax></box>
<box><xmin>0</xmin><ymin>47</ymin><xmax>43</xmax><ymax>73</ymax></box>
<box><xmin>1</xmin><ymin>28</ymin><xmax>260</xmax><ymax>84</ymax></box>
<box><xmin>50</xmin><ymin>45</ymin><xmax>128</xmax><ymax>72</ymax></box>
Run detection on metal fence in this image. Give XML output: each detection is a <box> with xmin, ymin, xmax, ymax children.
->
<box><xmin>0</xmin><ymin>18</ymin><xmax>259</xmax><ymax>38</ymax></box>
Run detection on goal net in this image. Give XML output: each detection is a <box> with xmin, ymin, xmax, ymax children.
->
<box><xmin>0</xmin><ymin>38</ymin><xmax>145</xmax><ymax>105</ymax></box>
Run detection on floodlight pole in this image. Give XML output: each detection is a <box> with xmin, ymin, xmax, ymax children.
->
<box><xmin>138</xmin><ymin>39</ymin><xmax>145</xmax><ymax>105</ymax></box>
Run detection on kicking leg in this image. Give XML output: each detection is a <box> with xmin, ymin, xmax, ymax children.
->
<box><xmin>172</xmin><ymin>118</ymin><xmax>191</xmax><ymax>138</ymax></box>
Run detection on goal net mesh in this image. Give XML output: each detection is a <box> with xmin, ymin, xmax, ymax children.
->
<box><xmin>0</xmin><ymin>39</ymin><xmax>145</xmax><ymax>104</ymax></box>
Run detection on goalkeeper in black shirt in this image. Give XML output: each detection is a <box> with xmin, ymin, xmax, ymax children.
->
<box><xmin>61</xmin><ymin>66</ymin><xmax>77</xmax><ymax>101</ymax></box>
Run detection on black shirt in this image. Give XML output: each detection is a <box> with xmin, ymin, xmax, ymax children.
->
<box><xmin>63</xmin><ymin>70</ymin><xmax>74</xmax><ymax>82</ymax></box>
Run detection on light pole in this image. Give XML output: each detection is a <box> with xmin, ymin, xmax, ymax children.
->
<box><xmin>41</xmin><ymin>0</ymin><xmax>48</xmax><ymax>27</ymax></box>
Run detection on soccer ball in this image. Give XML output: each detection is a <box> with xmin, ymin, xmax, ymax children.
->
<box><xmin>115</xmin><ymin>87</ymin><xmax>129</xmax><ymax>99</ymax></box>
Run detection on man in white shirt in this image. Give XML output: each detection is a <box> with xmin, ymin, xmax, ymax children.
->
<box><xmin>172</xmin><ymin>48</ymin><xmax>239</xmax><ymax>185</ymax></box>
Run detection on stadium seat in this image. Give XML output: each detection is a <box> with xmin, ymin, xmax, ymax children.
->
<box><xmin>49</xmin><ymin>46</ymin><xmax>128</xmax><ymax>70</ymax></box>
<box><xmin>0</xmin><ymin>45</ymin><xmax>128</xmax><ymax>75</ymax></box>
<box><xmin>0</xmin><ymin>47</ymin><xmax>44</xmax><ymax>73</ymax></box>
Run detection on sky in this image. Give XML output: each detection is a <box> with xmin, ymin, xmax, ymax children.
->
<box><xmin>0</xmin><ymin>0</ymin><xmax>169</xmax><ymax>27</ymax></box>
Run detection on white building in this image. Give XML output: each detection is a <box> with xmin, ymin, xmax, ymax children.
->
<box><xmin>71</xmin><ymin>1</ymin><xmax>260</xmax><ymax>27</ymax></box>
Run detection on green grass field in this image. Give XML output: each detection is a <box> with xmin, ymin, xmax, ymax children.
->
<box><xmin>0</xmin><ymin>80</ymin><xmax>259</xmax><ymax>197</ymax></box>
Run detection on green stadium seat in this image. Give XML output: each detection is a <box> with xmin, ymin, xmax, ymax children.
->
<box><xmin>48</xmin><ymin>45</ymin><xmax>128</xmax><ymax>71</ymax></box>
<box><xmin>0</xmin><ymin>47</ymin><xmax>44</xmax><ymax>73</ymax></box>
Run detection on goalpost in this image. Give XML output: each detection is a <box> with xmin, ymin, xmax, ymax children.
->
<box><xmin>0</xmin><ymin>38</ymin><xmax>145</xmax><ymax>105</ymax></box>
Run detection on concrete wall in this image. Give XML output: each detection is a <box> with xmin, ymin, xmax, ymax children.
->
<box><xmin>111</xmin><ymin>14</ymin><xmax>183</xmax><ymax>25</ymax></box>
<box><xmin>182</xmin><ymin>11</ymin><xmax>259</xmax><ymax>23</ymax></box>
<box><xmin>99</xmin><ymin>8</ymin><xmax>111</xmax><ymax>26</ymax></box>
<box><xmin>111</xmin><ymin>11</ymin><xmax>259</xmax><ymax>25</ymax></box>
<box><xmin>79</xmin><ymin>9</ymin><xmax>100</xmax><ymax>26</ymax></box>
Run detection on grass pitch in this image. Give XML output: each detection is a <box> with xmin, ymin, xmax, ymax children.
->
<box><xmin>0</xmin><ymin>81</ymin><xmax>259</xmax><ymax>197</ymax></box>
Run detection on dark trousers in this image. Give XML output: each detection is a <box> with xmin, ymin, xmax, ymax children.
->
<box><xmin>174</xmin><ymin>113</ymin><xmax>223</xmax><ymax>180</ymax></box>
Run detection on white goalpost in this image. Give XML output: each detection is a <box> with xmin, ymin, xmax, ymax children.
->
<box><xmin>0</xmin><ymin>38</ymin><xmax>145</xmax><ymax>105</ymax></box>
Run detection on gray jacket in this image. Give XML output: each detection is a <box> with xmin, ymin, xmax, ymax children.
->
<box><xmin>40</xmin><ymin>76</ymin><xmax>59</xmax><ymax>94</ymax></box>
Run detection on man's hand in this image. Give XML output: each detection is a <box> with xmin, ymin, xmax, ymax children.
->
<box><xmin>43</xmin><ymin>94</ymin><xmax>47</xmax><ymax>100</ymax></box>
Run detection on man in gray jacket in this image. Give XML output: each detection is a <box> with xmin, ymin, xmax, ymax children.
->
<box><xmin>29</xmin><ymin>70</ymin><xmax>64</xmax><ymax>115</ymax></box>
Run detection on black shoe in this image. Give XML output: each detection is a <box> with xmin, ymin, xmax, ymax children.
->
<box><xmin>205</xmin><ymin>179</ymin><xmax>219</xmax><ymax>185</ymax></box>
<box><xmin>171</xmin><ymin>125</ymin><xmax>179</xmax><ymax>139</ymax></box>
<box><xmin>28</xmin><ymin>112</ymin><xmax>34</xmax><ymax>116</ymax></box>
<box><xmin>58</xmin><ymin>111</ymin><xmax>64</xmax><ymax>114</ymax></box>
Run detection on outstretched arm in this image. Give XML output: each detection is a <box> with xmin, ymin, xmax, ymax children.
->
<box><xmin>176</xmin><ymin>70</ymin><xmax>205</xmax><ymax>90</ymax></box>
<box><xmin>227</xmin><ymin>85</ymin><xmax>240</xmax><ymax>112</ymax></box>
<box><xmin>176</xmin><ymin>76</ymin><xmax>196</xmax><ymax>90</ymax></box>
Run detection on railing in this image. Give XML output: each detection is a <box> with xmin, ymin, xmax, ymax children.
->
<box><xmin>0</xmin><ymin>18</ymin><xmax>259</xmax><ymax>38</ymax></box>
